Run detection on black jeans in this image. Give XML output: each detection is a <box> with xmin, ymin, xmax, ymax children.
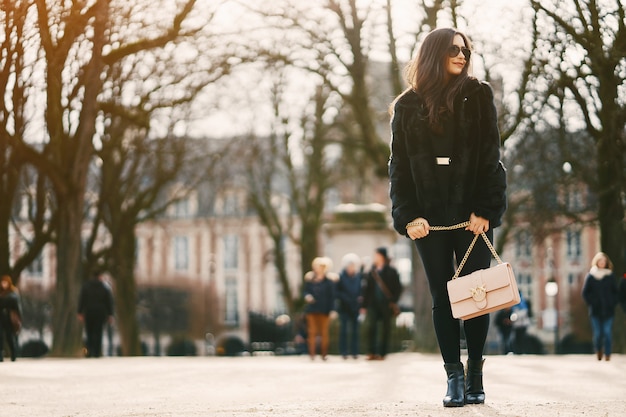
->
<box><xmin>85</xmin><ymin>314</ymin><xmax>106</xmax><ymax>358</ymax></box>
<box><xmin>368</xmin><ymin>303</ymin><xmax>392</xmax><ymax>357</ymax></box>
<box><xmin>415</xmin><ymin>229</ymin><xmax>492</xmax><ymax>364</ymax></box>
<box><xmin>0</xmin><ymin>317</ymin><xmax>19</xmax><ymax>360</ymax></box>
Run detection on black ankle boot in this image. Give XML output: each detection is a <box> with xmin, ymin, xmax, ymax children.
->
<box><xmin>465</xmin><ymin>358</ymin><xmax>485</xmax><ymax>404</ymax></box>
<box><xmin>443</xmin><ymin>362</ymin><xmax>465</xmax><ymax>407</ymax></box>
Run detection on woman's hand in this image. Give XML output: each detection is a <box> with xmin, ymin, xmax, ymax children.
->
<box><xmin>466</xmin><ymin>213</ymin><xmax>489</xmax><ymax>235</ymax></box>
<box><xmin>304</xmin><ymin>294</ymin><xmax>315</xmax><ymax>304</ymax></box>
<box><xmin>406</xmin><ymin>217</ymin><xmax>430</xmax><ymax>240</ymax></box>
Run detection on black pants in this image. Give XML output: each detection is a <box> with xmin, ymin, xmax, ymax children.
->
<box><xmin>415</xmin><ymin>229</ymin><xmax>492</xmax><ymax>364</ymax></box>
<box><xmin>368</xmin><ymin>303</ymin><xmax>392</xmax><ymax>357</ymax></box>
<box><xmin>0</xmin><ymin>319</ymin><xmax>18</xmax><ymax>361</ymax></box>
<box><xmin>499</xmin><ymin>329</ymin><xmax>512</xmax><ymax>354</ymax></box>
<box><xmin>85</xmin><ymin>314</ymin><xmax>106</xmax><ymax>358</ymax></box>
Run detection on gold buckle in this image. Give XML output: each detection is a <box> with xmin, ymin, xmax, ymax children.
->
<box><xmin>470</xmin><ymin>285</ymin><xmax>487</xmax><ymax>303</ymax></box>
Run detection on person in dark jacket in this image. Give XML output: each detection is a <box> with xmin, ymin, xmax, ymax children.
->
<box><xmin>582</xmin><ymin>252</ymin><xmax>619</xmax><ymax>361</ymax></box>
<box><xmin>389</xmin><ymin>28</ymin><xmax>506</xmax><ymax>407</ymax></box>
<box><xmin>494</xmin><ymin>307</ymin><xmax>513</xmax><ymax>355</ymax></box>
<box><xmin>510</xmin><ymin>292</ymin><xmax>531</xmax><ymax>354</ymax></box>
<box><xmin>0</xmin><ymin>275</ymin><xmax>22</xmax><ymax>362</ymax></box>
<box><xmin>362</xmin><ymin>247</ymin><xmax>402</xmax><ymax>361</ymax></box>
<box><xmin>303</xmin><ymin>257</ymin><xmax>338</xmax><ymax>361</ymax></box>
<box><xmin>78</xmin><ymin>272</ymin><xmax>114</xmax><ymax>358</ymax></box>
<box><xmin>337</xmin><ymin>253</ymin><xmax>363</xmax><ymax>359</ymax></box>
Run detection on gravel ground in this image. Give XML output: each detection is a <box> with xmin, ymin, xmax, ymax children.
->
<box><xmin>2</xmin><ymin>353</ymin><xmax>625</xmax><ymax>416</ymax></box>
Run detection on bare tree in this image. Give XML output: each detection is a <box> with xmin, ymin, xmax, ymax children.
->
<box><xmin>78</xmin><ymin>1</ymin><xmax>230</xmax><ymax>356</ymax></box>
<box><xmin>528</xmin><ymin>0</ymin><xmax>626</xmax><ymax>274</ymax></box>
<box><xmin>88</xmin><ymin>114</ymin><xmax>227</xmax><ymax>357</ymax></box>
<box><xmin>0</xmin><ymin>0</ymin><xmax>56</xmax><ymax>282</ymax></box>
<box><xmin>244</xmin><ymin>0</ymin><xmax>453</xmax><ymax>172</ymax></box>
<box><xmin>93</xmin><ymin>129</ymin><xmax>206</xmax><ymax>356</ymax></box>
<box><xmin>3</xmin><ymin>0</ymin><xmax>216</xmax><ymax>356</ymax></box>
<box><xmin>241</xmin><ymin>67</ymin><xmax>341</xmax><ymax>318</ymax></box>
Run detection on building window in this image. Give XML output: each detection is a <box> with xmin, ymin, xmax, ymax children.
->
<box><xmin>223</xmin><ymin>235</ymin><xmax>239</xmax><ymax>271</ymax></box>
<box><xmin>172</xmin><ymin>198</ymin><xmax>190</xmax><ymax>219</ymax></box>
<box><xmin>566</xmin><ymin>229</ymin><xmax>581</xmax><ymax>259</ymax></box>
<box><xmin>515</xmin><ymin>230</ymin><xmax>532</xmax><ymax>258</ymax></box>
<box><xmin>224</xmin><ymin>277</ymin><xmax>239</xmax><ymax>326</ymax></box>
<box><xmin>566</xmin><ymin>187</ymin><xmax>583</xmax><ymax>211</ymax></box>
<box><xmin>167</xmin><ymin>188</ymin><xmax>197</xmax><ymax>219</ymax></box>
<box><xmin>567</xmin><ymin>273</ymin><xmax>580</xmax><ymax>287</ymax></box>
<box><xmin>216</xmin><ymin>191</ymin><xmax>243</xmax><ymax>217</ymax></box>
<box><xmin>173</xmin><ymin>236</ymin><xmax>189</xmax><ymax>271</ymax></box>
<box><xmin>223</xmin><ymin>194</ymin><xmax>239</xmax><ymax>216</ymax></box>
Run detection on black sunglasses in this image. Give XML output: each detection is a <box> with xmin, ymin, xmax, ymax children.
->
<box><xmin>447</xmin><ymin>45</ymin><xmax>471</xmax><ymax>60</ymax></box>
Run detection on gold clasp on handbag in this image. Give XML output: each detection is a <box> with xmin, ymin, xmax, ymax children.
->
<box><xmin>469</xmin><ymin>284</ymin><xmax>487</xmax><ymax>310</ymax></box>
<box><xmin>470</xmin><ymin>284</ymin><xmax>486</xmax><ymax>302</ymax></box>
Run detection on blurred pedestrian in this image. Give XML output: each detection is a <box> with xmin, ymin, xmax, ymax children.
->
<box><xmin>494</xmin><ymin>307</ymin><xmax>513</xmax><ymax>354</ymax></box>
<box><xmin>0</xmin><ymin>275</ymin><xmax>22</xmax><ymax>362</ymax></box>
<box><xmin>303</xmin><ymin>257</ymin><xmax>338</xmax><ymax>361</ymax></box>
<box><xmin>78</xmin><ymin>272</ymin><xmax>114</xmax><ymax>358</ymax></box>
<box><xmin>389</xmin><ymin>28</ymin><xmax>507</xmax><ymax>407</ymax></box>
<box><xmin>510</xmin><ymin>292</ymin><xmax>530</xmax><ymax>354</ymax></box>
<box><xmin>362</xmin><ymin>247</ymin><xmax>402</xmax><ymax>361</ymax></box>
<box><xmin>337</xmin><ymin>253</ymin><xmax>363</xmax><ymax>359</ymax></box>
<box><xmin>582</xmin><ymin>252</ymin><xmax>619</xmax><ymax>361</ymax></box>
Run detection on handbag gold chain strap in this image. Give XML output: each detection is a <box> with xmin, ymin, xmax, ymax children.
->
<box><xmin>428</xmin><ymin>222</ymin><xmax>502</xmax><ymax>280</ymax></box>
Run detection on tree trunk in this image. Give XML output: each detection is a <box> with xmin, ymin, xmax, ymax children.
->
<box><xmin>51</xmin><ymin>199</ymin><xmax>84</xmax><ymax>356</ymax></box>
<box><xmin>596</xmin><ymin>114</ymin><xmax>625</xmax><ymax>276</ymax></box>
<box><xmin>0</xmin><ymin>194</ymin><xmax>11</xmax><ymax>276</ymax></box>
<box><xmin>273</xmin><ymin>238</ymin><xmax>295</xmax><ymax>319</ymax></box>
<box><xmin>597</xmin><ymin>183</ymin><xmax>624</xmax><ymax>276</ymax></box>
<box><xmin>111</xmin><ymin>228</ymin><xmax>142</xmax><ymax>356</ymax></box>
<box><xmin>299</xmin><ymin>221</ymin><xmax>320</xmax><ymax>281</ymax></box>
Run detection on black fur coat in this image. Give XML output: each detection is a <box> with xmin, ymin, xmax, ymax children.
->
<box><xmin>389</xmin><ymin>79</ymin><xmax>507</xmax><ymax>236</ymax></box>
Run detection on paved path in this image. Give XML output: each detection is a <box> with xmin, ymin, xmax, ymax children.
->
<box><xmin>2</xmin><ymin>353</ymin><xmax>625</xmax><ymax>416</ymax></box>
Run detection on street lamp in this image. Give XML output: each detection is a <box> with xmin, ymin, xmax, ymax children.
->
<box><xmin>544</xmin><ymin>278</ymin><xmax>559</xmax><ymax>354</ymax></box>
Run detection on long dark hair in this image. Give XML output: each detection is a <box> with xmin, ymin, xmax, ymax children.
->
<box><xmin>399</xmin><ymin>28</ymin><xmax>472</xmax><ymax>130</ymax></box>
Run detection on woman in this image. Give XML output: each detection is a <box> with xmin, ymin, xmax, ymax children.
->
<box><xmin>389</xmin><ymin>28</ymin><xmax>506</xmax><ymax>407</ymax></box>
<box><xmin>303</xmin><ymin>257</ymin><xmax>338</xmax><ymax>360</ymax></box>
<box><xmin>582</xmin><ymin>252</ymin><xmax>618</xmax><ymax>361</ymax></box>
<box><xmin>0</xmin><ymin>275</ymin><xmax>23</xmax><ymax>362</ymax></box>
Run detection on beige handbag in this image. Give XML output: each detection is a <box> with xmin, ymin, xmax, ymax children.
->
<box><xmin>431</xmin><ymin>223</ymin><xmax>521</xmax><ymax>320</ymax></box>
